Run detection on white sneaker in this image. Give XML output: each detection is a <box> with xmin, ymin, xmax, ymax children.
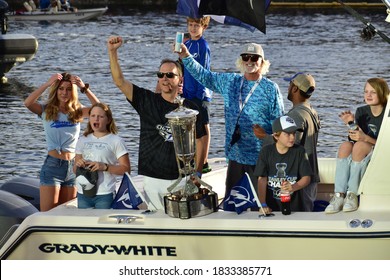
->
<box><xmin>343</xmin><ymin>192</ymin><xmax>358</xmax><ymax>212</ymax></box>
<box><xmin>325</xmin><ymin>193</ymin><xmax>344</xmax><ymax>214</ymax></box>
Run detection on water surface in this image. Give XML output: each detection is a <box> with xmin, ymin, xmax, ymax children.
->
<box><xmin>0</xmin><ymin>9</ymin><xmax>389</xmax><ymax>184</ymax></box>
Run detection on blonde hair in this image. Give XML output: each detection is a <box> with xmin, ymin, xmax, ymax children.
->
<box><xmin>83</xmin><ymin>103</ymin><xmax>118</xmax><ymax>137</ymax></box>
<box><xmin>44</xmin><ymin>72</ymin><xmax>83</xmax><ymax>123</ymax></box>
<box><xmin>235</xmin><ymin>57</ymin><xmax>271</xmax><ymax>75</ymax></box>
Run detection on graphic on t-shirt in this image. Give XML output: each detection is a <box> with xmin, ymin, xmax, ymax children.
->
<box><xmin>275</xmin><ymin>163</ymin><xmax>287</xmax><ymax>178</ymax></box>
<box><xmin>157</xmin><ymin>123</ymin><xmax>173</xmax><ymax>142</ymax></box>
<box><xmin>84</xmin><ymin>142</ymin><xmax>108</xmax><ymax>150</ymax></box>
<box><xmin>268</xmin><ymin>162</ymin><xmax>298</xmax><ymax>200</ymax></box>
<box><xmin>83</xmin><ymin>142</ymin><xmax>109</xmax><ymax>161</ymax></box>
<box><xmin>368</xmin><ymin>124</ymin><xmax>378</xmax><ymax>137</ymax></box>
<box><xmin>50</xmin><ymin>120</ymin><xmax>77</xmax><ymax>128</ymax></box>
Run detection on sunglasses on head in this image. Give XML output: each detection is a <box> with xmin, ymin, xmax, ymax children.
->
<box><xmin>241</xmin><ymin>54</ymin><xmax>261</xmax><ymax>62</ymax></box>
<box><xmin>61</xmin><ymin>72</ymin><xmax>72</xmax><ymax>81</ymax></box>
<box><xmin>156</xmin><ymin>72</ymin><xmax>178</xmax><ymax>79</ymax></box>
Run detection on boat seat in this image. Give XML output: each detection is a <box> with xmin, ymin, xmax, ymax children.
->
<box><xmin>317</xmin><ymin>158</ymin><xmax>336</xmax><ymax>202</ymax></box>
<box><xmin>318</xmin><ymin>158</ymin><xmax>336</xmax><ymax>184</ymax></box>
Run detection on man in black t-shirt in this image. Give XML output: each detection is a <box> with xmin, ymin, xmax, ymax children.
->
<box><xmin>108</xmin><ymin>36</ymin><xmax>206</xmax><ymax>210</ymax></box>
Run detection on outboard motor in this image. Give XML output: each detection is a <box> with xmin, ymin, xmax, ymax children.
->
<box><xmin>0</xmin><ymin>177</ymin><xmax>40</xmax><ymax>210</ymax></box>
<box><xmin>0</xmin><ymin>0</ymin><xmax>8</xmax><ymax>34</ymax></box>
<box><xmin>0</xmin><ymin>190</ymin><xmax>38</xmax><ymax>244</ymax></box>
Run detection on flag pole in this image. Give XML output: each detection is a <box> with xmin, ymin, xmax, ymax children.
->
<box><xmin>245</xmin><ymin>172</ymin><xmax>267</xmax><ymax>216</ymax></box>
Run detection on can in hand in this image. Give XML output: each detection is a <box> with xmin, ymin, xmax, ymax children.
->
<box><xmin>280</xmin><ymin>192</ymin><xmax>291</xmax><ymax>215</ymax></box>
<box><xmin>348</xmin><ymin>121</ymin><xmax>358</xmax><ymax>131</ymax></box>
<box><xmin>175</xmin><ymin>32</ymin><xmax>184</xmax><ymax>52</ymax></box>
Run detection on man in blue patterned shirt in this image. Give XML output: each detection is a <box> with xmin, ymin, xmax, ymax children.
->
<box><xmin>178</xmin><ymin>43</ymin><xmax>284</xmax><ymax>200</ymax></box>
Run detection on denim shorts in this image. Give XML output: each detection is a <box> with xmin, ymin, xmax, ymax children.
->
<box><xmin>40</xmin><ymin>155</ymin><xmax>76</xmax><ymax>187</ymax></box>
<box><xmin>77</xmin><ymin>192</ymin><xmax>115</xmax><ymax>209</ymax></box>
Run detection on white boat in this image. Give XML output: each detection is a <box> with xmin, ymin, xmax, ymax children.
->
<box><xmin>0</xmin><ymin>1</ymin><xmax>38</xmax><ymax>82</ymax></box>
<box><xmin>1</xmin><ymin>100</ymin><xmax>390</xmax><ymax>260</ymax></box>
<box><xmin>6</xmin><ymin>7</ymin><xmax>108</xmax><ymax>22</ymax></box>
<box><xmin>0</xmin><ymin>33</ymin><xmax>38</xmax><ymax>83</ymax></box>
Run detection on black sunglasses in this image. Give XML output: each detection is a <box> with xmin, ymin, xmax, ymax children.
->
<box><xmin>241</xmin><ymin>54</ymin><xmax>261</xmax><ymax>62</ymax></box>
<box><xmin>156</xmin><ymin>72</ymin><xmax>178</xmax><ymax>79</ymax></box>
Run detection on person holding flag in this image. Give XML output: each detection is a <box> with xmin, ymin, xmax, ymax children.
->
<box><xmin>254</xmin><ymin>116</ymin><xmax>312</xmax><ymax>214</ymax></box>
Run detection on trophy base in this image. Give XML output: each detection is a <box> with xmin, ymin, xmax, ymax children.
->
<box><xmin>164</xmin><ymin>191</ymin><xmax>218</xmax><ymax>219</ymax></box>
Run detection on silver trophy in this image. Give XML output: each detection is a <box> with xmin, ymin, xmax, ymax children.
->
<box><xmin>164</xmin><ymin>97</ymin><xmax>218</xmax><ymax>219</ymax></box>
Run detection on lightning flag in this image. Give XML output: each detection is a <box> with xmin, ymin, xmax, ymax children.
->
<box><xmin>111</xmin><ymin>173</ymin><xmax>147</xmax><ymax>209</ymax></box>
<box><xmin>221</xmin><ymin>172</ymin><xmax>261</xmax><ymax>214</ymax></box>
<box><xmin>177</xmin><ymin>0</ymin><xmax>271</xmax><ymax>33</ymax></box>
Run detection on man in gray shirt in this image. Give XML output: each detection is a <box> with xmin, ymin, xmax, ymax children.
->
<box><xmin>284</xmin><ymin>73</ymin><xmax>321</xmax><ymax>211</ymax></box>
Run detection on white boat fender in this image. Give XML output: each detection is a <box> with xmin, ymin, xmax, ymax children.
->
<box><xmin>23</xmin><ymin>2</ymin><xmax>32</xmax><ymax>12</ymax></box>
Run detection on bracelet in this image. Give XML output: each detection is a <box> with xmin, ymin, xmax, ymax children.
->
<box><xmin>80</xmin><ymin>83</ymin><xmax>89</xmax><ymax>93</ymax></box>
<box><xmin>261</xmin><ymin>203</ymin><xmax>268</xmax><ymax>207</ymax></box>
<box><xmin>104</xmin><ymin>163</ymin><xmax>109</xmax><ymax>171</ymax></box>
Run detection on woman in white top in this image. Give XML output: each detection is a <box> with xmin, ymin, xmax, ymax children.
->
<box><xmin>74</xmin><ymin>103</ymin><xmax>131</xmax><ymax>209</ymax></box>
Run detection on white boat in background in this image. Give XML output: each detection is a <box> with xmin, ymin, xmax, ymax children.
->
<box><xmin>6</xmin><ymin>7</ymin><xmax>108</xmax><ymax>22</ymax></box>
<box><xmin>1</xmin><ymin>97</ymin><xmax>390</xmax><ymax>260</ymax></box>
<box><xmin>0</xmin><ymin>1</ymin><xmax>38</xmax><ymax>83</ymax></box>
<box><xmin>0</xmin><ymin>33</ymin><xmax>38</xmax><ymax>83</ymax></box>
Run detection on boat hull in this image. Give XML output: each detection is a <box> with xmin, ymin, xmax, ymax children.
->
<box><xmin>1</xmin><ymin>157</ymin><xmax>390</xmax><ymax>260</ymax></box>
<box><xmin>1</xmin><ymin>208</ymin><xmax>389</xmax><ymax>260</ymax></box>
<box><xmin>6</xmin><ymin>7</ymin><xmax>108</xmax><ymax>21</ymax></box>
<box><xmin>3</xmin><ymin>126</ymin><xmax>390</xmax><ymax>261</ymax></box>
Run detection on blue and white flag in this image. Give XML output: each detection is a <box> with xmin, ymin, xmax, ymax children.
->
<box><xmin>111</xmin><ymin>173</ymin><xmax>146</xmax><ymax>209</ymax></box>
<box><xmin>177</xmin><ymin>0</ymin><xmax>271</xmax><ymax>33</ymax></box>
<box><xmin>222</xmin><ymin>172</ymin><xmax>261</xmax><ymax>214</ymax></box>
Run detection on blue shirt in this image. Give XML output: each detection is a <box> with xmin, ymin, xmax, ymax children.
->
<box><xmin>183</xmin><ymin>37</ymin><xmax>212</xmax><ymax>102</ymax></box>
<box><xmin>39</xmin><ymin>0</ymin><xmax>51</xmax><ymax>9</ymax></box>
<box><xmin>182</xmin><ymin>56</ymin><xmax>284</xmax><ymax>165</ymax></box>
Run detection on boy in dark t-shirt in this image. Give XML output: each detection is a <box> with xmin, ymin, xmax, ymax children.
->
<box><xmin>254</xmin><ymin>116</ymin><xmax>312</xmax><ymax>214</ymax></box>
